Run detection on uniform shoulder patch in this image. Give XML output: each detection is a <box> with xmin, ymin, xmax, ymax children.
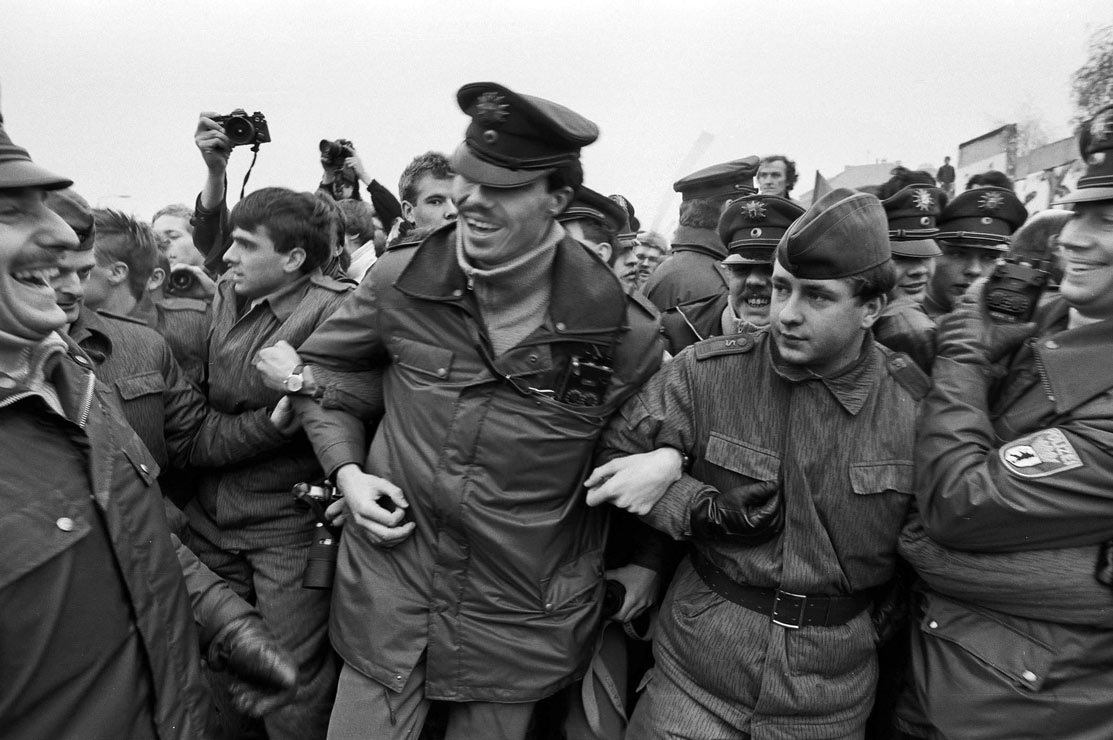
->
<box><xmin>999</xmin><ymin>428</ymin><xmax>1083</xmax><ymax>479</ymax></box>
<box><xmin>95</xmin><ymin>309</ymin><xmax>147</xmax><ymax>326</ymax></box>
<box><xmin>694</xmin><ymin>332</ymin><xmax>755</xmax><ymax>361</ymax></box>
<box><xmin>159</xmin><ymin>297</ymin><xmax>209</xmax><ymax>312</ymax></box>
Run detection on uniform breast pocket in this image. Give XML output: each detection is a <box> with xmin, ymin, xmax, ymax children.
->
<box><xmin>115</xmin><ymin>370</ymin><xmax>166</xmax><ymax>401</ymax></box>
<box><xmin>391</xmin><ymin>337</ymin><xmax>455</xmax><ymax>385</ymax></box>
<box><xmin>703</xmin><ymin>432</ymin><xmax>781</xmax><ymax>488</ymax></box>
<box><xmin>849</xmin><ymin>460</ymin><xmax>913</xmax><ymax>498</ymax></box>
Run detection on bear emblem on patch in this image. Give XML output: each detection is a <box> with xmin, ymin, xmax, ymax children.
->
<box><xmin>999</xmin><ymin>428</ymin><xmax>1083</xmax><ymax>478</ymax></box>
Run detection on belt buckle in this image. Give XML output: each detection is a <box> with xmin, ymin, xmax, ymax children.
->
<box><xmin>771</xmin><ymin>589</ymin><xmax>807</xmax><ymax>629</ymax></box>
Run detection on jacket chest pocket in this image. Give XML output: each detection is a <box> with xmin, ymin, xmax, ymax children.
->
<box><xmin>702</xmin><ymin>432</ymin><xmax>781</xmax><ymax>487</ymax></box>
<box><xmin>849</xmin><ymin>460</ymin><xmax>913</xmax><ymax>497</ymax></box>
<box><xmin>391</xmin><ymin>337</ymin><xmax>456</xmax><ymax>383</ymax></box>
<box><xmin>115</xmin><ymin>370</ymin><xmax>166</xmax><ymax>401</ymax></box>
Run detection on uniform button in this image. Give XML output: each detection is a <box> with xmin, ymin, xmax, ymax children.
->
<box><xmin>452</xmin><ymin>289</ymin><xmax>464</xmax><ymax>297</ymax></box>
<box><xmin>1022</xmin><ymin>670</ymin><xmax>1038</xmax><ymax>682</ymax></box>
<box><xmin>73</xmin><ymin>355</ymin><xmax>89</xmax><ymax>365</ymax></box>
<box><xmin>545</xmin><ymin>602</ymin><xmax>553</xmax><ymax>611</ymax></box>
<box><xmin>528</xmin><ymin>354</ymin><xmax>538</xmax><ymax>364</ymax></box>
<box><xmin>139</xmin><ymin>463</ymin><xmax>150</xmax><ymax>475</ymax></box>
<box><xmin>436</xmin><ymin>368</ymin><xmax>447</xmax><ymax>378</ymax></box>
<box><xmin>56</xmin><ymin>517</ymin><xmax>76</xmax><ymax>532</ymax></box>
<box><xmin>395</xmin><ymin>675</ymin><xmax>403</xmax><ymax>682</ymax></box>
<box><xmin>0</xmin><ymin>377</ymin><xmax>15</xmax><ymax>389</ymax></box>
<box><xmin>555</xmin><ymin>322</ymin><xmax>566</xmax><ymax>332</ymax></box>
<box><xmin>1044</xmin><ymin>340</ymin><xmax>1059</xmax><ymax>350</ymax></box>
<box><xmin>928</xmin><ymin>620</ymin><xmax>938</xmax><ymax>629</ymax></box>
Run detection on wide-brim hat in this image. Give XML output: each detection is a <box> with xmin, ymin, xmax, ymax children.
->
<box><xmin>0</xmin><ymin>122</ymin><xmax>72</xmax><ymax>190</ymax></box>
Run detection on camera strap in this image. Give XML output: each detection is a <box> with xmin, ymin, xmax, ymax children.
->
<box><xmin>238</xmin><ymin>142</ymin><xmax>262</xmax><ymax>201</ymax></box>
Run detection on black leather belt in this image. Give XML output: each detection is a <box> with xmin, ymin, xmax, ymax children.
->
<box><xmin>691</xmin><ymin>551</ymin><xmax>875</xmax><ymax>629</ymax></box>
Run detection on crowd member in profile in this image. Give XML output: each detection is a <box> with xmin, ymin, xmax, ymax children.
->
<box><xmin>338</xmin><ymin>198</ymin><xmax>382</xmax><ymax>279</ymax></box>
<box><xmin>643</xmin><ymin>157</ymin><xmax>758</xmax><ymax>311</ymax></box>
<box><xmin>923</xmin><ymin>186</ymin><xmax>1027</xmax><ymax>319</ymax></box>
<box><xmin>395</xmin><ymin>151</ymin><xmax>457</xmax><ymax>237</ymax></box>
<box><xmin>154</xmin><ymin>202</ymin><xmax>205</xmax><ymax>268</ymax></box>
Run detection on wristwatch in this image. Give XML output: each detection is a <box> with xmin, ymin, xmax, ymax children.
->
<box><xmin>283</xmin><ymin>364</ymin><xmax>307</xmax><ymax>394</ymax></box>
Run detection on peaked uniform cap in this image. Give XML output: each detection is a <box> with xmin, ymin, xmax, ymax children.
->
<box><xmin>1055</xmin><ymin>104</ymin><xmax>1113</xmax><ymax>205</ymax></box>
<box><xmin>775</xmin><ymin>187</ymin><xmax>890</xmax><ymax>279</ymax></box>
<box><xmin>556</xmin><ymin>186</ymin><xmax>628</xmax><ymax>235</ymax></box>
<box><xmin>674</xmin><ymin>157</ymin><xmax>760</xmax><ymax>201</ymax></box>
<box><xmin>881</xmin><ymin>185</ymin><xmax>944</xmax><ymax>258</ymax></box>
<box><xmin>935</xmin><ymin>186</ymin><xmax>1027</xmax><ymax>252</ymax></box>
<box><xmin>0</xmin><ymin>118</ymin><xmax>72</xmax><ymax>191</ymax></box>
<box><xmin>719</xmin><ymin>194</ymin><xmax>805</xmax><ymax>265</ymax></box>
<box><xmin>451</xmin><ymin>82</ymin><xmax>598</xmax><ymax>188</ymax></box>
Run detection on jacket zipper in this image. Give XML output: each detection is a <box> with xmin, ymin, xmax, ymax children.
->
<box><xmin>0</xmin><ymin>391</ymin><xmax>34</xmax><ymax>409</ymax></box>
<box><xmin>1032</xmin><ymin>346</ymin><xmax>1055</xmax><ymax>403</ymax></box>
<box><xmin>76</xmin><ymin>370</ymin><xmax>95</xmax><ymax>429</ymax></box>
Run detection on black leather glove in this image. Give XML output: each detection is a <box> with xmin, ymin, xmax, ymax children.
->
<box><xmin>937</xmin><ymin>290</ymin><xmax>1038</xmax><ymax>366</ymax></box>
<box><xmin>1096</xmin><ymin>539</ymin><xmax>1113</xmax><ymax>588</ymax></box>
<box><xmin>208</xmin><ymin>615</ymin><xmax>298</xmax><ymax>717</ymax></box>
<box><xmin>690</xmin><ymin>480</ymin><xmax>782</xmax><ymax>545</ymax></box>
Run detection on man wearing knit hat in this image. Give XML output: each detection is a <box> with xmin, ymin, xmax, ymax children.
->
<box><xmin>587</xmin><ymin>188</ymin><xmax>925</xmax><ymax>738</ymax></box>
<box><xmin>271</xmin><ymin>82</ymin><xmax>663</xmax><ymax>740</ymax></box>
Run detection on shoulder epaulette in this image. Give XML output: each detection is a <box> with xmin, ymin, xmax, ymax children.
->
<box><xmin>882</xmin><ymin>349</ymin><xmax>931</xmax><ymax>400</ymax></box>
<box><xmin>694</xmin><ymin>332</ymin><xmax>756</xmax><ymax>361</ymax></box>
<box><xmin>95</xmin><ymin>309</ymin><xmax>147</xmax><ymax>326</ymax></box>
<box><xmin>159</xmin><ymin>297</ymin><xmax>209</xmax><ymax>313</ymax></box>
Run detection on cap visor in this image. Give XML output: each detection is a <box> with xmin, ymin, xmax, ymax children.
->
<box><xmin>450</xmin><ymin>142</ymin><xmax>553</xmax><ymax>189</ymax></box>
<box><xmin>1053</xmin><ymin>186</ymin><xmax>1113</xmax><ymax>205</ymax></box>
<box><xmin>889</xmin><ymin>238</ymin><xmax>942</xmax><ymax>258</ymax></box>
<box><xmin>0</xmin><ymin>160</ymin><xmax>72</xmax><ymax>190</ymax></box>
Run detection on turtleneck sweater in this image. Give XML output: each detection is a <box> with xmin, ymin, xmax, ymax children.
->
<box><xmin>456</xmin><ymin>222</ymin><xmax>564</xmax><ymax>356</ymax></box>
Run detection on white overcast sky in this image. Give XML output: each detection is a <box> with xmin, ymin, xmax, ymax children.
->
<box><xmin>2</xmin><ymin>0</ymin><xmax>1110</xmax><ymax>233</ymax></box>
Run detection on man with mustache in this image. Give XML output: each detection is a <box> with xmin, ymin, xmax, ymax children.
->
<box><xmin>278</xmin><ymin>82</ymin><xmax>663</xmax><ymax>740</ymax></box>
<box><xmin>587</xmin><ymin>188</ymin><xmax>926</xmax><ymax>739</ymax></box>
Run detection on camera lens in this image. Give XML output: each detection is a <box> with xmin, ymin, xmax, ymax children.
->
<box><xmin>225</xmin><ymin>116</ymin><xmax>255</xmax><ymax>146</ymax></box>
<box><xmin>169</xmin><ymin>269</ymin><xmax>197</xmax><ymax>292</ymax></box>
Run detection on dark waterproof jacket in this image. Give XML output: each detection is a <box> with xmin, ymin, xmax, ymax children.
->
<box><xmin>297</xmin><ymin>226</ymin><xmax>664</xmax><ymax>702</ymax></box>
<box><xmin>899</xmin><ymin>297</ymin><xmax>1113</xmax><ymax>739</ymax></box>
<box><xmin>642</xmin><ymin>226</ymin><xmax>729</xmax><ymax>312</ymax></box>
<box><xmin>0</xmin><ymin>336</ymin><xmax>250</xmax><ymax>740</ymax></box>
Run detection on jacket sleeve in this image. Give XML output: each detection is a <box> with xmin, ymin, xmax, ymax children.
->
<box><xmin>916</xmin><ymin>353</ymin><xmax>1113</xmax><ymax>552</ymax></box>
<box><xmin>191</xmin><ymin>190</ymin><xmax>231</xmax><ymax>275</ymax></box>
<box><xmin>173</xmin><ymin>533</ymin><xmax>255</xmax><ymax>645</ymax></box>
<box><xmin>367</xmin><ymin>179</ymin><xmax>403</xmax><ymax>234</ymax></box>
<box><xmin>597</xmin><ymin>352</ymin><xmax>718</xmax><ymax>539</ymax></box>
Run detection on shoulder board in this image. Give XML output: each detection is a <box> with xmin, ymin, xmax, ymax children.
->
<box><xmin>309</xmin><ymin>273</ymin><xmax>356</xmax><ymax>293</ymax></box>
<box><xmin>95</xmin><ymin>309</ymin><xmax>147</xmax><ymax>326</ymax></box>
<box><xmin>881</xmin><ymin>348</ymin><xmax>931</xmax><ymax>400</ymax></box>
<box><xmin>694</xmin><ymin>332</ymin><xmax>756</xmax><ymax>361</ymax></box>
<box><xmin>159</xmin><ymin>297</ymin><xmax>209</xmax><ymax>312</ymax></box>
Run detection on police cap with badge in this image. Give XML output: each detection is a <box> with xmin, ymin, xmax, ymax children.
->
<box><xmin>881</xmin><ymin>185</ymin><xmax>945</xmax><ymax>258</ymax></box>
<box><xmin>450</xmin><ymin>82</ymin><xmax>598</xmax><ymax>188</ymax></box>
<box><xmin>719</xmin><ymin>194</ymin><xmax>805</xmax><ymax>266</ymax></box>
<box><xmin>1055</xmin><ymin>104</ymin><xmax>1113</xmax><ymax>205</ymax></box>
<box><xmin>556</xmin><ymin>186</ymin><xmax>628</xmax><ymax>236</ymax></box>
<box><xmin>776</xmin><ymin>188</ymin><xmax>891</xmax><ymax>279</ymax></box>
<box><xmin>0</xmin><ymin>105</ymin><xmax>72</xmax><ymax>190</ymax></box>
<box><xmin>674</xmin><ymin>158</ymin><xmax>760</xmax><ymax>202</ymax></box>
<box><xmin>934</xmin><ymin>186</ymin><xmax>1027</xmax><ymax>252</ymax></box>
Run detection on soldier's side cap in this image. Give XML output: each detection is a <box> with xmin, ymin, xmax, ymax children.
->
<box><xmin>719</xmin><ymin>194</ymin><xmax>805</xmax><ymax>265</ymax></box>
<box><xmin>673</xmin><ymin>157</ymin><xmax>760</xmax><ymax>201</ymax></box>
<box><xmin>450</xmin><ymin>82</ymin><xmax>599</xmax><ymax>189</ymax></box>
<box><xmin>775</xmin><ymin>188</ymin><xmax>890</xmax><ymax>279</ymax></box>
<box><xmin>45</xmin><ymin>187</ymin><xmax>94</xmax><ymax>251</ymax></box>
<box><xmin>881</xmin><ymin>185</ymin><xmax>944</xmax><ymax>258</ymax></box>
<box><xmin>1055</xmin><ymin>104</ymin><xmax>1113</xmax><ymax>205</ymax></box>
<box><xmin>934</xmin><ymin>186</ymin><xmax>1027</xmax><ymax>252</ymax></box>
<box><xmin>556</xmin><ymin>186</ymin><xmax>628</xmax><ymax>235</ymax></box>
<box><xmin>0</xmin><ymin>116</ymin><xmax>72</xmax><ymax>191</ymax></box>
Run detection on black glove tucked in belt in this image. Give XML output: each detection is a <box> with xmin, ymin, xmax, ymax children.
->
<box><xmin>691</xmin><ymin>480</ymin><xmax>782</xmax><ymax>545</ymax></box>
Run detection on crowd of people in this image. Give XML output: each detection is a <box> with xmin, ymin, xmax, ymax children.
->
<box><xmin>2</xmin><ymin>79</ymin><xmax>1112</xmax><ymax>740</ymax></box>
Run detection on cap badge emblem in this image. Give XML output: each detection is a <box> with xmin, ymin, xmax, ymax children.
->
<box><xmin>920</xmin><ymin>216</ymin><xmax>931</xmax><ymax>226</ymax></box>
<box><xmin>475</xmin><ymin>92</ymin><xmax>510</xmax><ymax>127</ymax></box>
<box><xmin>978</xmin><ymin>191</ymin><xmax>1005</xmax><ymax>212</ymax></box>
<box><xmin>743</xmin><ymin>201</ymin><xmax>767</xmax><ymax>220</ymax></box>
<box><xmin>912</xmin><ymin>189</ymin><xmax>934</xmax><ymax>211</ymax></box>
<box><xmin>750</xmin><ymin>227</ymin><xmax>763</xmax><ymax>237</ymax></box>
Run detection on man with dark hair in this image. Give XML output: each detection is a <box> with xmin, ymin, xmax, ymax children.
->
<box><xmin>643</xmin><ymin>157</ymin><xmax>759</xmax><ymax>312</ymax></box>
<box><xmin>586</xmin><ymin>188</ymin><xmax>924</xmax><ymax>739</ymax></box>
<box><xmin>262</xmin><ymin>81</ymin><xmax>663</xmax><ymax>740</ymax></box>
<box><xmin>186</xmin><ymin>186</ymin><xmax>353</xmax><ymax>740</ymax></box>
<box><xmin>965</xmin><ymin>169</ymin><xmax>1013</xmax><ymax>191</ymax></box>
<box><xmin>0</xmin><ymin>107</ymin><xmax>296</xmax><ymax>740</ymax></box>
<box><xmin>757</xmin><ymin>154</ymin><xmax>798</xmax><ymax>199</ymax></box>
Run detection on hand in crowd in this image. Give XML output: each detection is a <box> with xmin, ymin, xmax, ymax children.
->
<box><xmin>168</xmin><ymin>264</ymin><xmax>217</xmax><ymax>299</ymax></box>
<box><xmin>604</xmin><ymin>563</ymin><xmax>660</xmax><ymax>624</ymax></box>
<box><xmin>343</xmin><ymin>147</ymin><xmax>371</xmax><ymax>185</ymax></box>
<box><xmin>194</xmin><ymin>112</ymin><xmax>231</xmax><ymax>174</ymax></box>
<box><xmin>938</xmin><ymin>278</ymin><xmax>1039</xmax><ymax>365</ymax></box>
<box><xmin>206</xmin><ymin>614</ymin><xmax>298</xmax><ymax>717</ymax></box>
<box><xmin>334</xmin><ymin>463</ymin><xmax>415</xmax><ymax>546</ymax></box>
<box><xmin>585</xmin><ymin>448</ymin><xmax>684</xmax><ymax>515</ymax></box>
<box><xmin>269</xmin><ymin>396</ymin><xmax>301</xmax><ymax>436</ymax></box>
<box><xmin>255</xmin><ymin>340</ymin><xmax>304</xmax><ymax>391</ymax></box>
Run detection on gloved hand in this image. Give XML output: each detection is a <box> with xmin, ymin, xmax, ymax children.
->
<box><xmin>937</xmin><ymin>281</ymin><xmax>1038</xmax><ymax>365</ymax></box>
<box><xmin>1096</xmin><ymin>539</ymin><xmax>1113</xmax><ymax>588</ymax></box>
<box><xmin>690</xmin><ymin>480</ymin><xmax>782</xmax><ymax>545</ymax></box>
<box><xmin>207</xmin><ymin>615</ymin><xmax>298</xmax><ymax>717</ymax></box>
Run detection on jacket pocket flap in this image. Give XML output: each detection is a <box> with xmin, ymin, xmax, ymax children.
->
<box><xmin>920</xmin><ymin>594</ymin><xmax>1053</xmax><ymax>691</ymax></box>
<box><xmin>705</xmin><ymin>433</ymin><xmax>780</xmax><ymax>481</ymax></box>
<box><xmin>115</xmin><ymin>370</ymin><xmax>166</xmax><ymax>400</ymax></box>
<box><xmin>849</xmin><ymin>460</ymin><xmax>913</xmax><ymax>495</ymax></box>
<box><xmin>543</xmin><ymin>548</ymin><xmax>604</xmax><ymax>612</ymax></box>
<box><xmin>122</xmin><ymin>439</ymin><xmax>161</xmax><ymax>484</ymax></box>
<box><xmin>393</xmin><ymin>337</ymin><xmax>454</xmax><ymax>380</ymax></box>
<box><xmin>0</xmin><ymin>502</ymin><xmax>92</xmax><ymax>590</ymax></box>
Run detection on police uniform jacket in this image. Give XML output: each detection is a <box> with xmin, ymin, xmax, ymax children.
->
<box><xmin>296</xmin><ymin>225</ymin><xmax>664</xmax><ymax>702</ymax></box>
<box><xmin>598</xmin><ymin>331</ymin><xmax>920</xmax><ymax>739</ymax></box>
<box><xmin>898</xmin><ymin>296</ymin><xmax>1113</xmax><ymax>739</ymax></box>
<box><xmin>643</xmin><ymin>226</ymin><xmax>729</xmax><ymax>312</ymax></box>
<box><xmin>0</xmin><ymin>335</ymin><xmax>252</xmax><ymax>739</ymax></box>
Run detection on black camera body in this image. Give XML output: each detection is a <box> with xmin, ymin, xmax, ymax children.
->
<box><xmin>320</xmin><ymin>138</ymin><xmax>355</xmax><ymax>169</ymax></box>
<box><xmin>983</xmin><ymin>258</ymin><xmax>1051</xmax><ymax>324</ymax></box>
<box><xmin>213</xmin><ymin>109</ymin><xmax>271</xmax><ymax>148</ymax></box>
<box><xmin>166</xmin><ymin>266</ymin><xmax>198</xmax><ymax>296</ymax></box>
<box><xmin>294</xmin><ymin>482</ymin><xmax>343</xmax><ymax>590</ymax></box>
<box><xmin>557</xmin><ymin>356</ymin><xmax>613</xmax><ymax>407</ymax></box>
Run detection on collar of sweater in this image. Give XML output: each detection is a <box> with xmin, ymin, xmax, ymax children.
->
<box><xmin>456</xmin><ymin>221</ymin><xmax>563</xmax><ymax>304</ymax></box>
